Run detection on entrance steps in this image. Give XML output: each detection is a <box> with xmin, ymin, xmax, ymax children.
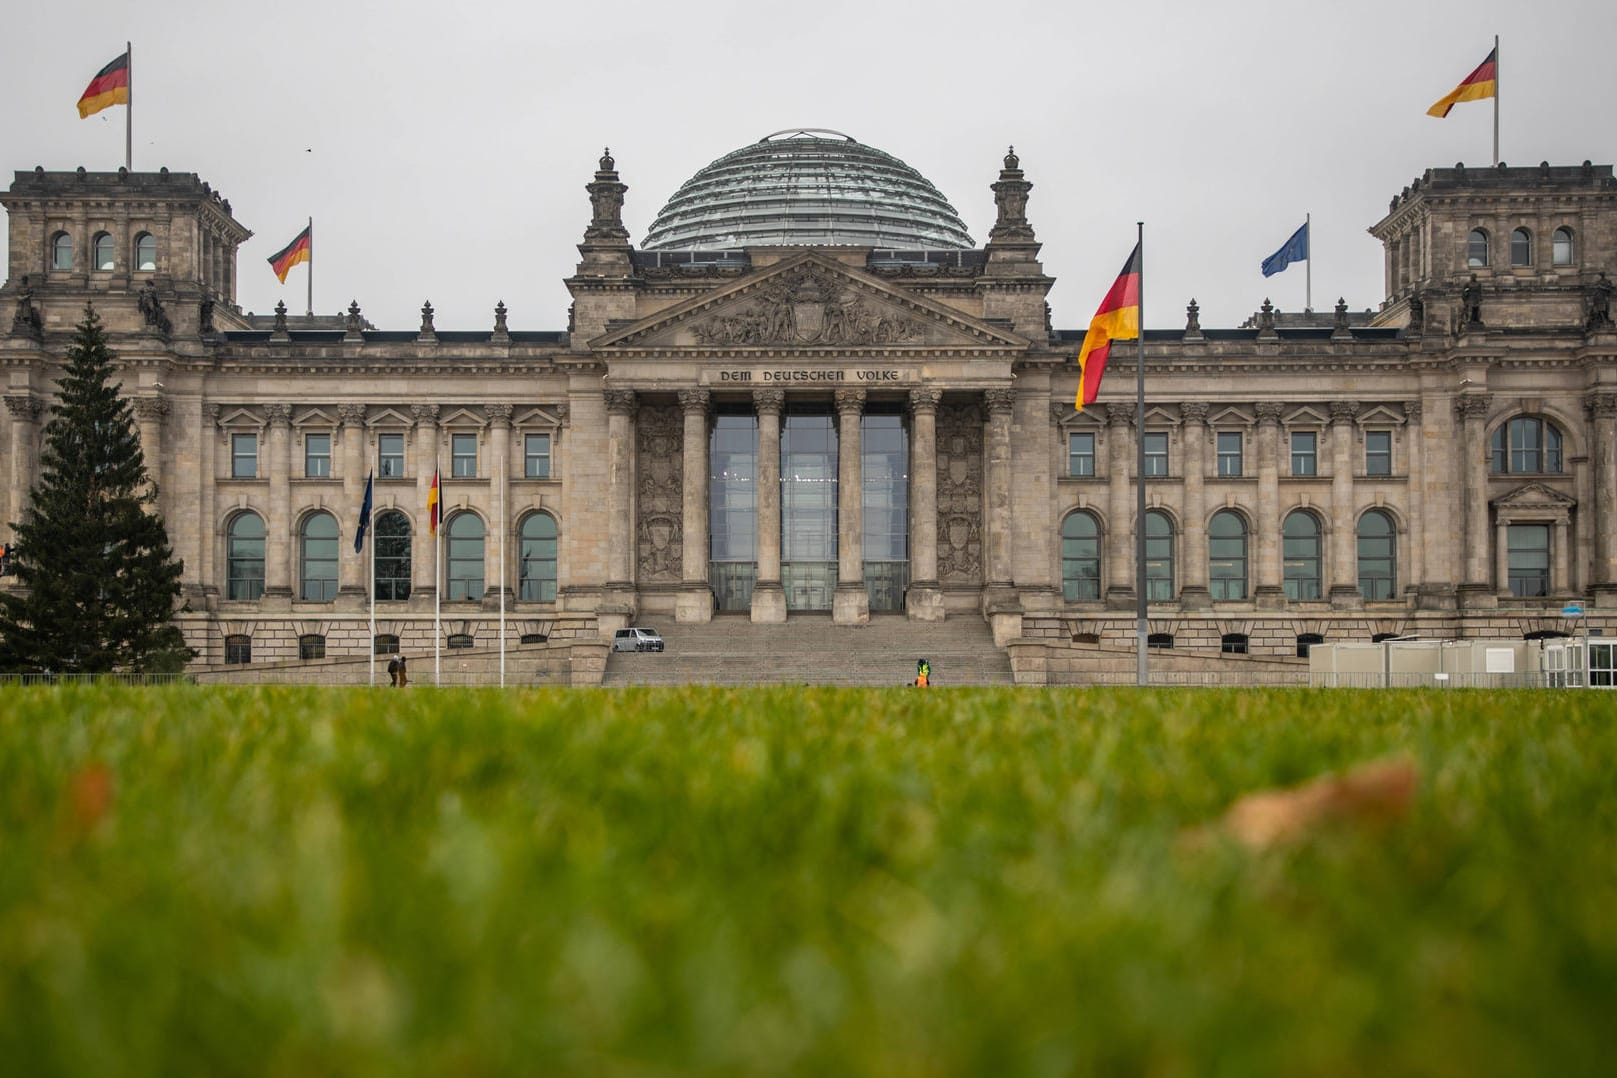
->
<box><xmin>602</xmin><ymin>613</ymin><xmax>1013</xmax><ymax>687</ymax></box>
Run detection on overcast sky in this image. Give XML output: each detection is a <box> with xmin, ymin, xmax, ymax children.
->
<box><xmin>3</xmin><ymin>0</ymin><xmax>1612</xmax><ymax>335</ymax></box>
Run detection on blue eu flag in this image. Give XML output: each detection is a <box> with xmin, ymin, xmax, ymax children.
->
<box><xmin>354</xmin><ymin>470</ymin><xmax>374</xmax><ymax>553</ymax></box>
<box><xmin>1261</xmin><ymin>222</ymin><xmax>1309</xmax><ymax>278</ymax></box>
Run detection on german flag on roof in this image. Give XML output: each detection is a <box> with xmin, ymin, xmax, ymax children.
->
<box><xmin>77</xmin><ymin>52</ymin><xmax>129</xmax><ymax>119</ymax></box>
<box><xmin>1076</xmin><ymin>243</ymin><xmax>1141</xmax><ymax>410</ymax></box>
<box><xmin>1427</xmin><ymin>47</ymin><xmax>1497</xmax><ymax>118</ymax></box>
<box><xmin>267</xmin><ymin>225</ymin><xmax>312</xmax><ymax>283</ymax></box>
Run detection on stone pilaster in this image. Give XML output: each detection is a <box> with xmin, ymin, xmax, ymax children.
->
<box><xmin>676</xmin><ymin>388</ymin><xmax>713</xmax><ymax>623</ymax></box>
<box><xmin>907</xmin><ymin>388</ymin><xmax>944</xmax><ymax>621</ymax></box>
<box><xmin>412</xmin><ymin>403</ymin><xmax>440</xmax><ymax>601</ymax></box>
<box><xmin>751</xmin><ymin>389</ymin><xmax>785</xmax><ymax>623</ymax></box>
<box><xmin>833</xmin><ymin>388</ymin><xmax>869</xmax><ymax>625</ymax></box>
<box><xmin>1328</xmin><ymin>400</ymin><xmax>1362</xmax><ymax>608</ymax></box>
<box><xmin>486</xmin><ymin>403</ymin><xmax>513</xmax><ymax>607</ymax></box>
<box><xmin>3</xmin><ymin>395</ymin><xmax>43</xmax><ymax>547</ymax></box>
<box><xmin>982</xmin><ymin>387</ymin><xmax>1022</xmax><ymax>640</ymax></box>
<box><xmin>200</xmin><ymin>404</ymin><xmax>218</xmax><ymax>598</ymax></box>
<box><xmin>1179</xmin><ymin>401</ymin><xmax>1210</xmax><ymax>609</ymax></box>
<box><xmin>132</xmin><ymin>396</ymin><xmax>168</xmax><ymax>504</ymax></box>
<box><xmin>603</xmin><ymin>390</ymin><xmax>637</xmax><ymax>590</ymax></box>
<box><xmin>1254</xmin><ymin>401</ymin><xmax>1285</xmax><ymax>608</ymax></box>
<box><xmin>1104</xmin><ymin>403</ymin><xmax>1134</xmax><ymax>608</ymax></box>
<box><xmin>263</xmin><ymin>402</ymin><xmax>293</xmax><ymax>604</ymax></box>
<box><xmin>337</xmin><ymin>403</ymin><xmax>367</xmax><ymax>602</ymax></box>
<box><xmin>1587</xmin><ymin>392</ymin><xmax>1617</xmax><ymax>602</ymax></box>
<box><xmin>1455</xmin><ymin>394</ymin><xmax>1494</xmax><ymax>606</ymax></box>
<box><xmin>1402</xmin><ymin>400</ymin><xmax>1424</xmax><ymax>597</ymax></box>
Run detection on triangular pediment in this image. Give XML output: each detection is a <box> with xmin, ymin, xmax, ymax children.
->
<box><xmin>439</xmin><ymin>407</ymin><xmax>487</xmax><ymax>429</ymax></box>
<box><xmin>1207</xmin><ymin>405</ymin><xmax>1253</xmax><ymax>427</ymax></box>
<box><xmin>1284</xmin><ymin>404</ymin><xmax>1329</xmax><ymax>427</ymax></box>
<box><xmin>293</xmin><ymin>406</ymin><xmax>337</xmax><ymax>428</ymax></box>
<box><xmin>1492</xmin><ymin>482</ymin><xmax>1576</xmax><ymax>512</ymax></box>
<box><xmin>215</xmin><ymin>407</ymin><xmax>262</xmax><ymax>429</ymax></box>
<box><xmin>592</xmin><ymin>251</ymin><xmax>1027</xmax><ymax>351</ymax></box>
<box><xmin>1357</xmin><ymin>404</ymin><xmax>1406</xmax><ymax>427</ymax></box>
<box><xmin>366</xmin><ymin>407</ymin><xmax>415</xmax><ymax>430</ymax></box>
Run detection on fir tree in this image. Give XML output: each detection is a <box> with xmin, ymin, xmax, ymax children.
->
<box><xmin>0</xmin><ymin>304</ymin><xmax>193</xmax><ymax>674</ymax></box>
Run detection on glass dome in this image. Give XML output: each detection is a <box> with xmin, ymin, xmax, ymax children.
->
<box><xmin>641</xmin><ymin>129</ymin><xmax>975</xmax><ymax>251</ymax></box>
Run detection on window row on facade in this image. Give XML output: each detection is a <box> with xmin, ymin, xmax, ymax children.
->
<box><xmin>225</xmin><ymin>431</ymin><xmax>552</xmax><ymax>479</ymax></box>
<box><xmin>50</xmin><ymin>229</ymin><xmax>158</xmax><ymax>272</ymax></box>
<box><xmin>221</xmin><ymin>629</ymin><xmax>538</xmax><ymax>665</ymax></box>
<box><xmin>224</xmin><ymin>508</ymin><xmax>558</xmax><ymax>603</ymax></box>
<box><xmin>1466</xmin><ymin>225</ymin><xmax>1576</xmax><ymax>269</ymax></box>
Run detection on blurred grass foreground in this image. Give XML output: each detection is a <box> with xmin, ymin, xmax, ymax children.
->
<box><xmin>2</xmin><ymin>685</ymin><xmax>1615</xmax><ymax>1075</ymax></box>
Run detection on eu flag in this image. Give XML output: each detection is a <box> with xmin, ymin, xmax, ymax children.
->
<box><xmin>1261</xmin><ymin>222</ymin><xmax>1309</xmax><ymax>278</ymax></box>
<box><xmin>354</xmin><ymin>470</ymin><xmax>374</xmax><ymax>553</ymax></box>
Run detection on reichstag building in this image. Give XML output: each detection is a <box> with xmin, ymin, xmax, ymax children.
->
<box><xmin>2</xmin><ymin>130</ymin><xmax>1614</xmax><ymax>680</ymax></box>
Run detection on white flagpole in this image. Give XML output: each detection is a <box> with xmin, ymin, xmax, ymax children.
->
<box><xmin>1305</xmin><ymin>212</ymin><xmax>1312</xmax><ymax>314</ymax></box>
<box><xmin>1492</xmin><ymin>34</ymin><xmax>1500</xmax><ymax>167</ymax></box>
<box><xmin>368</xmin><ymin>457</ymin><xmax>376</xmax><ymax>688</ymax></box>
<box><xmin>499</xmin><ymin>461</ymin><xmax>506</xmax><ymax>688</ymax></box>
<box><xmin>306</xmin><ymin>216</ymin><xmax>314</xmax><ymax>318</ymax></box>
<box><xmin>124</xmin><ymin>42</ymin><xmax>132</xmax><ymax>172</ymax></box>
<box><xmin>434</xmin><ymin>457</ymin><xmax>441</xmax><ymax>687</ymax></box>
<box><xmin>1135</xmin><ymin>221</ymin><xmax>1147</xmax><ymax>688</ymax></box>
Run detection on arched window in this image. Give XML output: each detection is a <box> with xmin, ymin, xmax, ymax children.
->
<box><xmin>1489</xmin><ymin>416</ymin><xmax>1563</xmax><ymax>474</ymax></box>
<box><xmin>1552</xmin><ymin>227</ymin><xmax>1574</xmax><ymax>266</ymax></box>
<box><xmin>1296</xmin><ymin>632</ymin><xmax>1325</xmax><ymax>658</ymax></box>
<box><xmin>134</xmin><ymin>232</ymin><xmax>157</xmax><ymax>272</ymax></box>
<box><xmin>299</xmin><ymin>511</ymin><xmax>338</xmax><ymax>602</ymax></box>
<box><xmin>1510</xmin><ymin>228</ymin><xmax>1532</xmax><ymax>267</ymax></box>
<box><xmin>374</xmin><ymin>510</ymin><xmax>411</xmax><ymax>601</ymax></box>
<box><xmin>224</xmin><ymin>634</ymin><xmax>252</xmax><ymax>664</ymax></box>
<box><xmin>1208</xmin><ymin>510</ymin><xmax>1248</xmax><ymax>601</ymax></box>
<box><xmin>373</xmin><ymin>633</ymin><xmax>400</xmax><ymax>655</ymax></box>
<box><xmin>1144</xmin><ymin>509</ymin><xmax>1174</xmax><ymax>601</ymax></box>
<box><xmin>1221</xmin><ymin>633</ymin><xmax>1249</xmax><ymax>655</ymax></box>
<box><xmin>446</xmin><ymin>512</ymin><xmax>485</xmax><ymax>600</ymax></box>
<box><xmin>298</xmin><ymin>634</ymin><xmax>326</xmax><ymax>660</ymax></box>
<box><xmin>519</xmin><ymin>513</ymin><xmax>558</xmax><ymax>601</ymax></box>
<box><xmin>1357</xmin><ymin>510</ymin><xmax>1397</xmax><ymax>600</ymax></box>
<box><xmin>1147</xmin><ymin>632</ymin><xmax>1174</xmax><ymax>649</ymax></box>
<box><xmin>1282</xmin><ymin>511</ymin><xmax>1322</xmax><ymax>601</ymax></box>
<box><xmin>51</xmin><ymin>231</ymin><xmax>74</xmax><ymax>271</ymax></box>
<box><xmin>92</xmin><ymin>232</ymin><xmax>115</xmax><ymax>271</ymax></box>
<box><xmin>1061</xmin><ymin>510</ymin><xmax>1101</xmax><ymax>601</ymax></box>
<box><xmin>1466</xmin><ymin>229</ymin><xmax>1489</xmax><ymax>268</ymax></box>
<box><xmin>447</xmin><ymin>633</ymin><xmax>474</xmax><ymax>649</ymax></box>
<box><xmin>226</xmin><ymin>512</ymin><xmax>265</xmax><ymax>600</ymax></box>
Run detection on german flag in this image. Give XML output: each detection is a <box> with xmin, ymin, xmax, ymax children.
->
<box><xmin>427</xmin><ymin>468</ymin><xmax>441</xmax><ymax>537</ymax></box>
<box><xmin>1427</xmin><ymin>47</ymin><xmax>1497</xmax><ymax>118</ymax></box>
<box><xmin>267</xmin><ymin>225</ymin><xmax>312</xmax><ymax>283</ymax></box>
<box><xmin>76</xmin><ymin>51</ymin><xmax>129</xmax><ymax>119</ymax></box>
<box><xmin>1076</xmin><ymin>243</ymin><xmax>1141</xmax><ymax>410</ymax></box>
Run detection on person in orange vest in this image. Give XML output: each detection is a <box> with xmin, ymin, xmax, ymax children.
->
<box><xmin>916</xmin><ymin>658</ymin><xmax>930</xmax><ymax>687</ymax></box>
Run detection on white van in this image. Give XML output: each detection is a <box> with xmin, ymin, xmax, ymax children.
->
<box><xmin>612</xmin><ymin>627</ymin><xmax>665</xmax><ymax>653</ymax></box>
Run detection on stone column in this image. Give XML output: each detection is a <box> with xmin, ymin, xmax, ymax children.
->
<box><xmin>1553</xmin><ymin>519</ymin><xmax>1571</xmax><ymax>595</ymax></box>
<box><xmin>1328</xmin><ymin>400</ymin><xmax>1361</xmax><ymax>608</ymax></box>
<box><xmin>412</xmin><ymin>403</ymin><xmax>440</xmax><ymax>601</ymax></box>
<box><xmin>338</xmin><ymin>403</ymin><xmax>367</xmax><ymax>602</ymax></box>
<box><xmin>676</xmin><ymin>388</ymin><xmax>713</xmax><ymax>623</ymax></box>
<box><xmin>486</xmin><ymin>403</ymin><xmax>513</xmax><ymax>606</ymax></box>
<box><xmin>1587</xmin><ymin>393</ymin><xmax>1617</xmax><ymax>602</ymax></box>
<box><xmin>983</xmin><ymin>388</ymin><xmax>1022</xmax><ymax>640</ymax></box>
<box><xmin>200</xmin><ymin>404</ymin><xmax>218</xmax><ymax>597</ymax></box>
<box><xmin>132</xmin><ymin>396</ymin><xmax>168</xmax><ymax>504</ymax></box>
<box><xmin>833</xmin><ymin>388</ymin><xmax>869</xmax><ymax>625</ymax></box>
<box><xmin>3</xmin><ymin>395</ymin><xmax>43</xmax><ymax>547</ymax></box>
<box><xmin>751</xmin><ymin>389</ymin><xmax>786</xmax><ymax>623</ymax></box>
<box><xmin>1456</xmin><ymin>394</ymin><xmax>1493</xmax><ymax>603</ymax></box>
<box><xmin>1255</xmin><ymin>402</ymin><xmax>1285</xmax><ymax>607</ymax></box>
<box><xmin>262</xmin><ymin>403</ymin><xmax>293</xmax><ymax>603</ymax></box>
<box><xmin>603</xmin><ymin>390</ymin><xmax>636</xmax><ymax>589</ymax></box>
<box><xmin>1494</xmin><ymin>519</ymin><xmax>1510</xmax><ymax>596</ymax></box>
<box><xmin>907</xmin><ymin>389</ymin><xmax>943</xmax><ymax>621</ymax></box>
<box><xmin>1403</xmin><ymin>400</ymin><xmax>1424</xmax><ymax>596</ymax></box>
<box><xmin>1104</xmin><ymin>403</ymin><xmax>1134</xmax><ymax>608</ymax></box>
<box><xmin>1179</xmin><ymin>402</ymin><xmax>1210</xmax><ymax>608</ymax></box>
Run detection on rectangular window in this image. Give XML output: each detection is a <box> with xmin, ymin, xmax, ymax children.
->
<box><xmin>1507</xmin><ymin>523</ymin><xmax>1551</xmax><ymax>597</ymax></box>
<box><xmin>524</xmin><ymin>433</ymin><xmax>551</xmax><ymax>479</ymax></box>
<box><xmin>451</xmin><ymin>433</ymin><xmax>478</xmax><ymax>478</ymax></box>
<box><xmin>1290</xmin><ymin>431</ymin><xmax>1317</xmax><ymax>476</ymax></box>
<box><xmin>1068</xmin><ymin>432</ymin><xmax>1096</xmax><ymax>478</ymax></box>
<box><xmin>304</xmin><ymin>433</ymin><xmax>331</xmax><ymax>478</ymax></box>
<box><xmin>1217</xmin><ymin>431</ymin><xmax>1244</xmax><ymax>477</ymax></box>
<box><xmin>378</xmin><ymin>433</ymin><xmax>405</xmax><ymax>478</ymax></box>
<box><xmin>1365</xmin><ymin>430</ymin><xmax>1392</xmax><ymax>477</ymax></box>
<box><xmin>1143</xmin><ymin>432</ymin><xmax>1169</xmax><ymax>477</ymax></box>
<box><xmin>231</xmin><ymin>433</ymin><xmax>257</xmax><ymax>478</ymax></box>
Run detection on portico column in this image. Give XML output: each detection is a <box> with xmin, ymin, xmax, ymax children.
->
<box><xmin>1586</xmin><ymin>392</ymin><xmax>1617</xmax><ymax>600</ymax></box>
<box><xmin>834</xmin><ymin>388</ymin><xmax>869</xmax><ymax>625</ymax></box>
<box><xmin>751</xmin><ymin>389</ymin><xmax>786</xmax><ymax>623</ymax></box>
<box><xmin>676</xmin><ymin>388</ymin><xmax>713</xmax><ymax>623</ymax></box>
<box><xmin>907</xmin><ymin>389</ymin><xmax>944</xmax><ymax>621</ymax></box>
<box><xmin>337</xmin><ymin>403</ymin><xmax>367</xmax><ymax>601</ymax></box>
<box><xmin>3</xmin><ymin>395</ymin><xmax>43</xmax><ymax>548</ymax></box>
<box><xmin>412</xmin><ymin>404</ymin><xmax>440</xmax><ymax>600</ymax></box>
<box><xmin>1403</xmin><ymin>400</ymin><xmax>1424</xmax><ymax>596</ymax></box>
<box><xmin>1255</xmin><ymin>402</ymin><xmax>1285</xmax><ymax>608</ymax></box>
<box><xmin>486</xmin><ymin>403</ymin><xmax>513</xmax><ymax>605</ymax></box>
<box><xmin>263</xmin><ymin>403</ymin><xmax>293</xmax><ymax>602</ymax></box>
<box><xmin>1456</xmin><ymin>394</ymin><xmax>1493</xmax><ymax>601</ymax></box>
<box><xmin>1104</xmin><ymin>403</ymin><xmax>1133</xmax><ymax>608</ymax></box>
<box><xmin>1179</xmin><ymin>402</ymin><xmax>1210</xmax><ymax>608</ymax></box>
<box><xmin>1328</xmin><ymin>400</ymin><xmax>1361</xmax><ymax>607</ymax></box>
<box><xmin>603</xmin><ymin>390</ymin><xmax>637</xmax><ymax>588</ymax></box>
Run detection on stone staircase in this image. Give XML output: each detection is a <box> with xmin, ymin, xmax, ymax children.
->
<box><xmin>602</xmin><ymin>613</ymin><xmax>1014</xmax><ymax>687</ymax></box>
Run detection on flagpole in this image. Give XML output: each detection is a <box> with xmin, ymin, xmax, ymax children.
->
<box><xmin>368</xmin><ymin>456</ymin><xmax>376</xmax><ymax>688</ymax></box>
<box><xmin>1135</xmin><ymin>220</ymin><xmax>1148</xmax><ymax>688</ymax></box>
<box><xmin>1305</xmin><ymin>212</ymin><xmax>1312</xmax><ymax>314</ymax></box>
<box><xmin>498</xmin><ymin>458</ymin><xmax>506</xmax><ymax>688</ymax></box>
<box><xmin>123</xmin><ymin>42</ymin><xmax>131</xmax><ymax>172</ymax></box>
<box><xmin>434</xmin><ymin>454</ymin><xmax>442</xmax><ymax>687</ymax></box>
<box><xmin>306</xmin><ymin>216</ymin><xmax>314</xmax><ymax>317</ymax></box>
<box><xmin>1492</xmin><ymin>34</ymin><xmax>1500</xmax><ymax>167</ymax></box>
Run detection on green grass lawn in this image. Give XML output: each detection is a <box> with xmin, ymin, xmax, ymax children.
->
<box><xmin>2</xmin><ymin>686</ymin><xmax>1614</xmax><ymax>1076</ymax></box>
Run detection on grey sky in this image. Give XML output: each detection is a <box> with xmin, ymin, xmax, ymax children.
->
<box><xmin>4</xmin><ymin>0</ymin><xmax>1612</xmax><ymax>334</ymax></box>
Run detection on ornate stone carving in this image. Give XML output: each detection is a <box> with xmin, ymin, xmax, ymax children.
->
<box><xmin>1403</xmin><ymin>400</ymin><xmax>1423</xmax><ymax>424</ymax></box>
<box><xmin>988</xmin><ymin>146</ymin><xmax>1035</xmax><ymax>244</ymax></box>
<box><xmin>1257</xmin><ymin>297</ymin><xmax>1276</xmax><ymax>334</ymax></box>
<box><xmin>493</xmin><ymin>300</ymin><xmax>509</xmax><ymax>339</ymax></box>
<box><xmin>418</xmin><ymin>301</ymin><xmax>436</xmax><ymax>340</ymax></box>
<box><xmin>983</xmin><ymin>387</ymin><xmax>1016</xmax><ymax>415</ymax></box>
<box><xmin>936</xmin><ymin>404</ymin><xmax>984</xmax><ymax>584</ymax></box>
<box><xmin>411</xmin><ymin>403</ymin><xmax>440</xmax><ymax>427</ymax></box>
<box><xmin>9</xmin><ymin>275</ymin><xmax>42</xmax><ymax>341</ymax></box>
<box><xmin>344</xmin><ymin>300</ymin><xmax>363</xmax><ymax>339</ymax></box>
<box><xmin>204</xmin><ymin>403</ymin><xmax>221</xmax><ymax>426</ymax></box>
<box><xmin>1334</xmin><ymin>297</ymin><xmax>1350</xmax><ymax>333</ymax></box>
<box><xmin>752</xmin><ymin>389</ymin><xmax>784</xmax><ymax>417</ymax></box>
<box><xmin>692</xmin><ymin>267</ymin><xmax>921</xmax><ymax>347</ymax></box>
<box><xmin>1454</xmin><ymin>394</ymin><xmax>1492</xmax><ymax>421</ymax></box>
<box><xmin>1106</xmin><ymin>404</ymin><xmax>1133</xmax><ymax>430</ymax></box>
<box><xmin>1180</xmin><ymin>400</ymin><xmax>1210</xmax><ymax>424</ymax></box>
<box><xmin>271</xmin><ymin>300</ymin><xmax>288</xmax><ymax>337</ymax></box>
<box><xmin>199</xmin><ymin>297</ymin><xmax>216</xmax><ymax>335</ymax></box>
<box><xmin>603</xmin><ymin>389</ymin><xmax>637</xmax><ymax>417</ymax></box>
<box><xmin>1583</xmin><ymin>392</ymin><xmax>1617</xmax><ymax>420</ymax></box>
<box><xmin>584</xmin><ymin>148</ymin><xmax>630</xmax><ymax>243</ymax></box>
<box><xmin>677</xmin><ymin>388</ymin><xmax>710</xmax><ymax>415</ymax></box>
<box><xmin>834</xmin><ymin>388</ymin><xmax>866</xmax><ymax>415</ymax></box>
<box><xmin>337</xmin><ymin>403</ymin><xmax>367</xmax><ymax>426</ymax></box>
<box><xmin>908</xmin><ymin>388</ymin><xmax>942</xmax><ymax>414</ymax></box>
<box><xmin>1405</xmin><ymin>292</ymin><xmax>1424</xmax><ymax>336</ymax></box>
<box><xmin>1329</xmin><ymin>400</ymin><xmax>1361</xmax><ymax>424</ymax></box>
<box><xmin>264</xmin><ymin>402</ymin><xmax>292</xmax><ymax>427</ymax></box>
<box><xmin>485</xmin><ymin>402</ymin><xmax>513</xmax><ymax>427</ymax></box>
<box><xmin>1256</xmin><ymin>402</ymin><xmax>1285</xmax><ymax>426</ymax></box>
<box><xmin>132</xmin><ymin>397</ymin><xmax>170</xmax><ymax>423</ymax></box>
<box><xmin>634</xmin><ymin>402</ymin><xmax>682</xmax><ymax>583</ymax></box>
<box><xmin>1586</xmin><ymin>271</ymin><xmax>1614</xmax><ymax>331</ymax></box>
<box><xmin>3</xmin><ymin>394</ymin><xmax>43</xmax><ymax>422</ymax></box>
<box><xmin>138</xmin><ymin>281</ymin><xmax>171</xmax><ymax>336</ymax></box>
<box><xmin>552</xmin><ymin>403</ymin><xmax>570</xmax><ymax>426</ymax></box>
<box><xmin>1461</xmin><ymin>274</ymin><xmax>1484</xmax><ymax>327</ymax></box>
<box><xmin>1184</xmin><ymin>297</ymin><xmax>1201</xmax><ymax>335</ymax></box>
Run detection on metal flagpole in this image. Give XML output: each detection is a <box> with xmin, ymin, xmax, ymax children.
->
<box><xmin>1135</xmin><ymin>221</ymin><xmax>1148</xmax><ymax>688</ymax></box>
<box><xmin>306</xmin><ymin>217</ymin><xmax>314</xmax><ymax>317</ymax></box>
<box><xmin>368</xmin><ymin>456</ymin><xmax>376</xmax><ymax>687</ymax></box>
<box><xmin>499</xmin><ymin>459</ymin><xmax>506</xmax><ymax>688</ymax></box>
<box><xmin>1305</xmin><ymin>212</ymin><xmax>1312</xmax><ymax>314</ymax></box>
<box><xmin>434</xmin><ymin>454</ymin><xmax>441</xmax><ymax>686</ymax></box>
<box><xmin>124</xmin><ymin>42</ymin><xmax>132</xmax><ymax>172</ymax></box>
<box><xmin>1492</xmin><ymin>34</ymin><xmax>1500</xmax><ymax>167</ymax></box>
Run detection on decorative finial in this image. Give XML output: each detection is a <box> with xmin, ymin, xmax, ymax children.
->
<box><xmin>493</xmin><ymin>300</ymin><xmax>509</xmax><ymax>337</ymax></box>
<box><xmin>599</xmin><ymin>147</ymin><xmax>615</xmax><ymax>172</ymax></box>
<box><xmin>1004</xmin><ymin>145</ymin><xmax>1019</xmax><ymax>171</ymax></box>
<box><xmin>344</xmin><ymin>299</ymin><xmax>363</xmax><ymax>338</ymax></box>
<box><xmin>271</xmin><ymin>300</ymin><xmax>289</xmax><ymax>338</ymax></box>
<box><xmin>419</xmin><ymin>301</ymin><xmax>436</xmax><ymax>338</ymax></box>
<box><xmin>1257</xmin><ymin>297</ymin><xmax>1276</xmax><ymax>333</ymax></box>
<box><xmin>1185</xmin><ymin>298</ymin><xmax>1200</xmax><ymax>333</ymax></box>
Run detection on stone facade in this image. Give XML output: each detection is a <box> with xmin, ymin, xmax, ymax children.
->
<box><xmin>3</xmin><ymin>148</ymin><xmax>1615</xmax><ymax>672</ymax></box>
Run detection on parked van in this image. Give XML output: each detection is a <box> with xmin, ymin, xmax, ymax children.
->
<box><xmin>612</xmin><ymin>627</ymin><xmax>665</xmax><ymax>653</ymax></box>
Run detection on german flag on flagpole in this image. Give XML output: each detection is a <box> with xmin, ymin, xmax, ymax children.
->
<box><xmin>1427</xmin><ymin>46</ymin><xmax>1497</xmax><ymax>117</ymax></box>
<box><xmin>76</xmin><ymin>51</ymin><xmax>130</xmax><ymax>119</ymax></box>
<box><xmin>1076</xmin><ymin>243</ymin><xmax>1142</xmax><ymax>410</ymax></box>
<box><xmin>267</xmin><ymin>225</ymin><xmax>312</xmax><ymax>283</ymax></box>
<box><xmin>427</xmin><ymin>467</ymin><xmax>441</xmax><ymax>537</ymax></box>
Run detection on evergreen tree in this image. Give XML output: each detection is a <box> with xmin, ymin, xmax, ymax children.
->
<box><xmin>0</xmin><ymin>304</ymin><xmax>193</xmax><ymax>674</ymax></box>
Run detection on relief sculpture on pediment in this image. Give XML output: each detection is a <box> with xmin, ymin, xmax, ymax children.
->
<box><xmin>936</xmin><ymin>403</ymin><xmax>983</xmax><ymax>584</ymax></box>
<box><xmin>691</xmin><ymin>267</ymin><xmax>922</xmax><ymax>346</ymax></box>
<box><xmin>636</xmin><ymin>402</ymin><xmax>683</xmax><ymax>582</ymax></box>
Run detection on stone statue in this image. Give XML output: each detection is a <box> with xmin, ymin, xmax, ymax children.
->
<box><xmin>1405</xmin><ymin>292</ymin><xmax>1424</xmax><ymax>334</ymax></box>
<box><xmin>10</xmin><ymin>274</ymin><xmax>42</xmax><ymax>340</ymax></box>
<box><xmin>1461</xmin><ymin>274</ymin><xmax>1483</xmax><ymax>327</ymax></box>
<box><xmin>199</xmin><ymin>297</ymin><xmax>215</xmax><ymax>335</ymax></box>
<box><xmin>1586</xmin><ymin>272</ymin><xmax>1614</xmax><ymax>331</ymax></box>
<box><xmin>138</xmin><ymin>281</ymin><xmax>172</xmax><ymax>336</ymax></box>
